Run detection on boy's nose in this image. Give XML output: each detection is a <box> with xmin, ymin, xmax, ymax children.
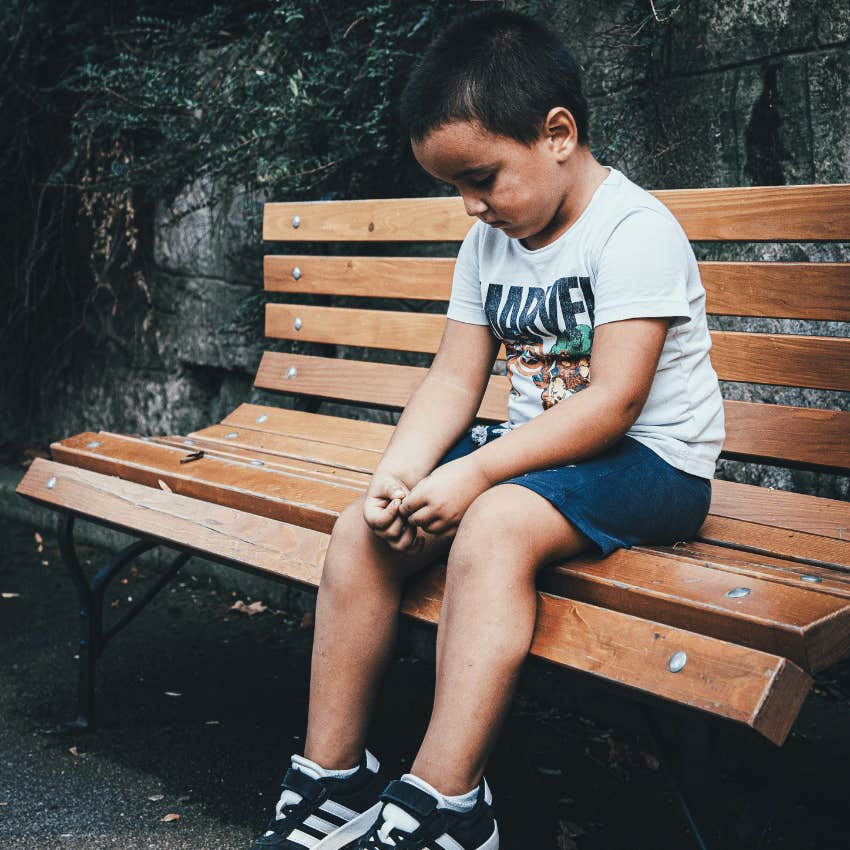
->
<box><xmin>461</xmin><ymin>194</ymin><xmax>488</xmax><ymax>217</ymax></box>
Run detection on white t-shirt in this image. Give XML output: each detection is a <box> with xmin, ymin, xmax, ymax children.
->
<box><xmin>447</xmin><ymin>166</ymin><xmax>725</xmax><ymax>479</ymax></box>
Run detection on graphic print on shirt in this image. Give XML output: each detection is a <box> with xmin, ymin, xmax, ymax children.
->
<box><xmin>484</xmin><ymin>275</ymin><xmax>595</xmax><ymax>411</ymax></box>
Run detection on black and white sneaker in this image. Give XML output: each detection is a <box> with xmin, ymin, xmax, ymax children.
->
<box><xmin>252</xmin><ymin>748</ymin><xmax>388</xmax><ymax>849</ymax></box>
<box><xmin>355</xmin><ymin>776</ymin><xmax>499</xmax><ymax>849</ymax></box>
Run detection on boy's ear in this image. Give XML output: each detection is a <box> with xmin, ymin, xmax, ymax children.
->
<box><xmin>543</xmin><ymin>106</ymin><xmax>580</xmax><ymax>160</ymax></box>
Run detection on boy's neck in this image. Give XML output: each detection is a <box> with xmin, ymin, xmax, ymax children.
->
<box><xmin>519</xmin><ymin>152</ymin><xmax>611</xmax><ymax>251</ymax></box>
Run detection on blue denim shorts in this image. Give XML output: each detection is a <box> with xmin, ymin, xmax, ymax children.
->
<box><xmin>436</xmin><ymin>424</ymin><xmax>712</xmax><ymax>558</ymax></box>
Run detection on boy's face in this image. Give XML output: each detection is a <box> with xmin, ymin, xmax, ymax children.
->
<box><xmin>411</xmin><ymin>117</ymin><xmax>575</xmax><ymax>246</ymax></box>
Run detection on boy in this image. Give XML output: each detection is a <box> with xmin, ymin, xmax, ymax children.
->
<box><xmin>251</xmin><ymin>8</ymin><xmax>724</xmax><ymax>850</ymax></box>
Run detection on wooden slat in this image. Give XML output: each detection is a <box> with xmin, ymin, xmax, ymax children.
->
<box><xmin>253</xmin><ymin>353</ymin><xmax>850</xmax><ymax>471</ymax></box>
<box><xmin>721</xmin><ymin>401</ymin><xmax>850</xmax><ymax>473</ymax></box>
<box><xmin>265</xmin><ymin>255</ymin><xmax>454</xmax><ymax>301</ymax></box>
<box><xmin>697</xmin><ymin>515</ymin><xmax>850</xmax><ymax>570</ymax></box>
<box><xmin>266</xmin><ymin>256</ymin><xmax>850</xmax><ymax>322</ymax></box>
<box><xmin>17</xmin><ymin>457</ymin><xmax>810</xmax><ymax>743</ymax></box>
<box><xmin>403</xmin><ymin>566</ymin><xmax>809</xmax><ymax>744</ymax></box>
<box><xmin>181</xmin><ymin>426</ymin><xmax>382</xmax><ymax>475</ymax></box>
<box><xmin>710</xmin><ymin>332</ymin><xmax>850</xmax><ymax>391</ymax></box>
<box><xmin>640</xmin><ymin>541</ymin><xmax>850</xmax><ymax>596</ymax></box>
<box><xmin>150</xmin><ymin>434</ymin><xmax>371</xmax><ymax>487</ymax></box>
<box><xmin>266</xmin><ymin>304</ymin><xmax>850</xmax><ymax>391</ymax></box>
<box><xmin>541</xmin><ymin>549</ymin><xmax>850</xmax><ymax>672</ymax></box>
<box><xmin>699</xmin><ymin>262</ymin><xmax>850</xmax><ymax>321</ymax></box>
<box><xmin>218</xmin><ymin>403</ymin><xmax>394</xmax><ymax>452</ymax></box>
<box><xmin>253</xmin><ymin>352</ymin><xmax>508</xmax><ymax>421</ymax></box>
<box><xmin>49</xmin><ymin>432</ymin><xmax>353</xmax><ymax>534</ymax></box>
<box><xmin>263</xmin><ymin>185</ymin><xmax>850</xmax><ymax>242</ymax></box>
<box><xmin>711</xmin><ymin>479</ymin><xmax>850</xmax><ymax>542</ymax></box>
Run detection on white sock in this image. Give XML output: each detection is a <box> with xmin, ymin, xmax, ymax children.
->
<box><xmin>372</xmin><ymin>773</ymin><xmax>483</xmax><ymax>842</ymax></box>
<box><xmin>401</xmin><ymin>772</ymin><xmax>479</xmax><ymax>812</ymax></box>
<box><xmin>273</xmin><ymin>748</ymin><xmax>380</xmax><ymax>817</ymax></box>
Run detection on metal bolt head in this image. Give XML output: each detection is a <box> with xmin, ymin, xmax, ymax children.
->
<box><xmin>184</xmin><ymin>439</ymin><xmax>196</xmax><ymax>446</ymax></box>
<box><xmin>668</xmin><ymin>651</ymin><xmax>688</xmax><ymax>673</ymax></box>
<box><xmin>47</xmin><ymin>476</ymin><xmax>56</xmax><ymax>490</ymax></box>
<box><xmin>726</xmin><ymin>587</ymin><xmax>751</xmax><ymax>599</ymax></box>
<box><xmin>294</xmin><ymin>317</ymin><xmax>303</xmax><ymax>331</ymax></box>
<box><xmin>291</xmin><ymin>215</ymin><xmax>301</xmax><ymax>229</ymax></box>
<box><xmin>286</xmin><ymin>366</ymin><xmax>297</xmax><ymax>379</ymax></box>
<box><xmin>250</xmin><ymin>459</ymin><xmax>264</xmax><ymax>467</ymax></box>
<box><xmin>801</xmin><ymin>574</ymin><xmax>822</xmax><ymax>583</ymax></box>
<box><xmin>292</xmin><ymin>266</ymin><xmax>302</xmax><ymax>280</ymax></box>
<box><xmin>225</xmin><ymin>431</ymin><xmax>239</xmax><ymax>439</ymax></box>
<box><xmin>256</xmin><ymin>414</ymin><xmax>268</xmax><ymax>424</ymax></box>
<box><xmin>87</xmin><ymin>440</ymin><xmax>102</xmax><ymax>449</ymax></box>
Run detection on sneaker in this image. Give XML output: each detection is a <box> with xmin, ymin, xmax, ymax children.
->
<box><xmin>252</xmin><ymin>748</ymin><xmax>389</xmax><ymax>849</ymax></box>
<box><xmin>355</xmin><ymin>775</ymin><xmax>499</xmax><ymax>849</ymax></box>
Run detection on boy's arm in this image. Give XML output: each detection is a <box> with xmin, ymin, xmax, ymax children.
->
<box><xmin>373</xmin><ymin>317</ymin><xmax>500</xmax><ymax>487</ymax></box>
<box><xmin>468</xmin><ymin>317</ymin><xmax>669</xmax><ymax>482</ymax></box>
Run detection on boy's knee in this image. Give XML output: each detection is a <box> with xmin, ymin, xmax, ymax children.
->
<box><xmin>451</xmin><ymin>488</ymin><xmax>521</xmax><ymax>561</ymax></box>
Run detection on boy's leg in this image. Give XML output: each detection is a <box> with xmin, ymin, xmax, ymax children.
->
<box><xmin>409</xmin><ymin>483</ymin><xmax>592</xmax><ymax>795</ymax></box>
<box><xmin>303</xmin><ymin>495</ymin><xmax>452</xmax><ymax>770</ymax></box>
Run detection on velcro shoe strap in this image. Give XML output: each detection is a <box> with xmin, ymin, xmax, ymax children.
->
<box><xmin>379</xmin><ymin>779</ymin><xmax>439</xmax><ymax>820</ymax></box>
<box><xmin>281</xmin><ymin>768</ymin><xmax>326</xmax><ymax>804</ymax></box>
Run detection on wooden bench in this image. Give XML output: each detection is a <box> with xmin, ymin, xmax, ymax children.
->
<box><xmin>16</xmin><ymin>184</ymin><xmax>850</xmax><ymax>840</ymax></box>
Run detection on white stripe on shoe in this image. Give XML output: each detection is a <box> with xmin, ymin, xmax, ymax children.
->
<box><xmin>319</xmin><ymin>798</ymin><xmax>360</xmax><ymax>821</ymax></box>
<box><xmin>304</xmin><ymin>813</ymin><xmax>345</xmax><ymax>834</ymax></box>
<box><xmin>287</xmin><ymin>827</ymin><xmax>324</xmax><ymax>848</ymax></box>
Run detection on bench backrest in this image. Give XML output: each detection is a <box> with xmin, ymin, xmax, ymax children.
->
<box><xmin>259</xmin><ymin>185</ymin><xmax>850</xmax><ymax>477</ymax></box>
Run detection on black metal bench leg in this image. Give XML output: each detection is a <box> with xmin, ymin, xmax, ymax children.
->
<box><xmin>56</xmin><ymin>513</ymin><xmax>190</xmax><ymax>731</ymax></box>
<box><xmin>642</xmin><ymin>706</ymin><xmax>714</xmax><ymax>850</ymax></box>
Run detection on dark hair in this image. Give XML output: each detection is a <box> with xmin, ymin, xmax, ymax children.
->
<box><xmin>399</xmin><ymin>8</ymin><xmax>589</xmax><ymax>147</ymax></box>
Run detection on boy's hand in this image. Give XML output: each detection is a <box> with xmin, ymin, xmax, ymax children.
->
<box><xmin>363</xmin><ymin>472</ymin><xmax>423</xmax><ymax>553</ymax></box>
<box><xmin>399</xmin><ymin>456</ymin><xmax>493</xmax><ymax>537</ymax></box>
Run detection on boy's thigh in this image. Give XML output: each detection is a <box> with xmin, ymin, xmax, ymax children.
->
<box><xmin>454</xmin><ymin>483</ymin><xmax>592</xmax><ymax>568</ymax></box>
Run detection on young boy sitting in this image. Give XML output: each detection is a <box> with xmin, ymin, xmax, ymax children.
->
<box><xmin>251</xmin><ymin>8</ymin><xmax>724</xmax><ymax>850</ymax></box>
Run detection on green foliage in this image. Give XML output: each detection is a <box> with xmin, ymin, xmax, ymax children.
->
<box><xmin>0</xmin><ymin>0</ymin><xmax>672</xmax><ymax>444</ymax></box>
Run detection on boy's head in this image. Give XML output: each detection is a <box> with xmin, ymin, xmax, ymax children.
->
<box><xmin>400</xmin><ymin>9</ymin><xmax>596</xmax><ymax>247</ymax></box>
<box><xmin>399</xmin><ymin>8</ymin><xmax>589</xmax><ymax>149</ymax></box>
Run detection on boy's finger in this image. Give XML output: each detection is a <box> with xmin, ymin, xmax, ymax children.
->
<box><xmin>405</xmin><ymin>506</ymin><xmax>434</xmax><ymax>528</ymax></box>
<box><xmin>380</xmin><ymin>512</ymin><xmax>408</xmax><ymax>542</ymax></box>
<box><xmin>365</xmin><ymin>497</ymin><xmax>399</xmax><ymax>531</ymax></box>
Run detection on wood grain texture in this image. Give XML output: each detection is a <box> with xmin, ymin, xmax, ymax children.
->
<box><xmin>253</xmin><ymin>353</ymin><xmax>849</xmax><ymax>471</ymax></box>
<box><xmin>264</xmin><ymin>185</ymin><xmax>850</xmax><ymax>242</ymax></box>
<box><xmin>17</xmin><ymin>457</ymin><xmax>812</xmax><ymax>743</ymax></box>
<box><xmin>541</xmin><ymin>549</ymin><xmax>850</xmax><ymax>672</ymax></box>
<box><xmin>639</xmin><ymin>541</ymin><xmax>850</xmax><ymax>595</ymax></box>
<box><xmin>49</xmin><ymin>431</ymin><xmax>352</xmax><ymax>534</ymax></box>
<box><xmin>403</xmin><ymin>567</ymin><xmax>809</xmax><ymax>744</ymax></box>
<box><xmin>266</xmin><ymin>256</ymin><xmax>850</xmax><ymax>321</ymax></box>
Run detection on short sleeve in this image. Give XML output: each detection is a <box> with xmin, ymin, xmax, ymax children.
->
<box><xmin>446</xmin><ymin>221</ymin><xmax>489</xmax><ymax>325</ymax></box>
<box><xmin>593</xmin><ymin>209</ymin><xmax>691</xmax><ymax>329</ymax></box>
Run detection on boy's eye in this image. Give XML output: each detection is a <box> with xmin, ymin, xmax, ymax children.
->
<box><xmin>471</xmin><ymin>174</ymin><xmax>494</xmax><ymax>189</ymax></box>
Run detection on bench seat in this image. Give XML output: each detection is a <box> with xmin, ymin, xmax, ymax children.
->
<box><xmin>18</xmin><ymin>451</ymin><xmax>816</xmax><ymax>745</ymax></box>
<box><xmin>18</xmin><ymin>396</ymin><xmax>850</xmax><ymax>744</ymax></box>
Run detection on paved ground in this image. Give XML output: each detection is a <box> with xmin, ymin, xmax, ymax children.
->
<box><xmin>2</xmin><ymin>513</ymin><xmax>850</xmax><ymax>849</ymax></box>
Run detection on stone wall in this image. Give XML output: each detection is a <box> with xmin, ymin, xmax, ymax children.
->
<box><xmin>10</xmin><ymin>0</ymin><xmax>850</xmax><ymax>507</ymax></box>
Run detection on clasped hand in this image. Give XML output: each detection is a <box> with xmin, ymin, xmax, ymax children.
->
<box><xmin>362</xmin><ymin>457</ymin><xmax>493</xmax><ymax>553</ymax></box>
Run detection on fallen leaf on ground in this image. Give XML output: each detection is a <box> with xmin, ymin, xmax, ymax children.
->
<box><xmin>205</xmin><ymin>720</ymin><xmax>220</xmax><ymax>726</ymax></box>
<box><xmin>69</xmin><ymin>746</ymin><xmax>82</xmax><ymax>757</ymax></box>
<box><xmin>299</xmin><ymin>611</ymin><xmax>315</xmax><ymax>630</ymax></box>
<box><xmin>161</xmin><ymin>813</ymin><xmax>181</xmax><ymax>822</ymax></box>
<box><xmin>157</xmin><ymin>479</ymin><xmax>172</xmax><ymax>493</ymax></box>
<box><xmin>147</xmin><ymin>794</ymin><xmax>164</xmax><ymax>801</ymax></box>
<box><xmin>164</xmin><ymin>691</ymin><xmax>182</xmax><ymax>698</ymax></box>
<box><xmin>230</xmin><ymin>599</ymin><xmax>268</xmax><ymax>616</ymax></box>
<box><xmin>2</xmin><ymin>593</ymin><xmax>20</xmax><ymax>599</ymax></box>
<box><xmin>34</xmin><ymin>532</ymin><xmax>43</xmax><ymax>544</ymax></box>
